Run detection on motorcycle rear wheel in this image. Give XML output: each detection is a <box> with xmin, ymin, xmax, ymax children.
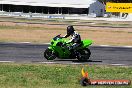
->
<box><xmin>44</xmin><ymin>48</ymin><xmax>56</xmax><ymax>60</ymax></box>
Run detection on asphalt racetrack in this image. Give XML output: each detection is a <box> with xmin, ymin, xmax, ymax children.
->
<box><xmin>0</xmin><ymin>43</ymin><xmax>132</xmax><ymax>66</ymax></box>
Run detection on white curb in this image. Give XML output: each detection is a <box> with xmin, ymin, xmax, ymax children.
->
<box><xmin>0</xmin><ymin>61</ymin><xmax>14</xmax><ymax>63</ymax></box>
<box><xmin>110</xmin><ymin>64</ymin><xmax>125</xmax><ymax>66</ymax></box>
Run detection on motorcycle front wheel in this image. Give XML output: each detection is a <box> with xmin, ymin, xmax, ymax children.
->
<box><xmin>77</xmin><ymin>48</ymin><xmax>91</xmax><ymax>61</ymax></box>
<box><xmin>44</xmin><ymin>48</ymin><xmax>56</xmax><ymax>60</ymax></box>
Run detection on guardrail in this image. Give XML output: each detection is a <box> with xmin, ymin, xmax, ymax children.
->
<box><xmin>0</xmin><ymin>11</ymin><xmax>65</xmax><ymax>19</ymax></box>
<box><xmin>0</xmin><ymin>11</ymin><xmax>92</xmax><ymax>19</ymax></box>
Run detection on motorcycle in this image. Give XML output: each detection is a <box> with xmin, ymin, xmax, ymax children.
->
<box><xmin>44</xmin><ymin>34</ymin><xmax>93</xmax><ymax>61</ymax></box>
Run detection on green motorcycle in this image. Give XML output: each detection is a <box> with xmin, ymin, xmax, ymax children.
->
<box><xmin>44</xmin><ymin>34</ymin><xmax>93</xmax><ymax>61</ymax></box>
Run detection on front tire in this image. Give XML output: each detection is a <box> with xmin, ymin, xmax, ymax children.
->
<box><xmin>44</xmin><ymin>48</ymin><xmax>56</xmax><ymax>60</ymax></box>
<box><xmin>77</xmin><ymin>48</ymin><xmax>91</xmax><ymax>61</ymax></box>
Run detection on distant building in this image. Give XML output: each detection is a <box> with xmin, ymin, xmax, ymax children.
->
<box><xmin>0</xmin><ymin>0</ymin><xmax>105</xmax><ymax>17</ymax></box>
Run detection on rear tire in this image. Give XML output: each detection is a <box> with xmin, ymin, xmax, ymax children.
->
<box><xmin>77</xmin><ymin>48</ymin><xmax>91</xmax><ymax>61</ymax></box>
<box><xmin>44</xmin><ymin>48</ymin><xmax>56</xmax><ymax>60</ymax></box>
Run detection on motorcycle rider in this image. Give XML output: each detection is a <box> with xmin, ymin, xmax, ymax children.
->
<box><xmin>61</xmin><ymin>25</ymin><xmax>82</xmax><ymax>52</ymax></box>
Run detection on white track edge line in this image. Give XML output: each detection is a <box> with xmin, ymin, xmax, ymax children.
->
<box><xmin>0</xmin><ymin>61</ymin><xmax>14</xmax><ymax>63</ymax></box>
<box><xmin>110</xmin><ymin>64</ymin><xmax>125</xmax><ymax>66</ymax></box>
<box><xmin>0</xmin><ymin>61</ymin><xmax>131</xmax><ymax>66</ymax></box>
<box><xmin>39</xmin><ymin>62</ymin><xmax>82</xmax><ymax>65</ymax></box>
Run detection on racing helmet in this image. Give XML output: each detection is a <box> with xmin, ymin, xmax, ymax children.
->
<box><xmin>67</xmin><ymin>25</ymin><xmax>75</xmax><ymax>35</ymax></box>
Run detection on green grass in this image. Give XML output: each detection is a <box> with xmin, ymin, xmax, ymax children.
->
<box><xmin>0</xmin><ymin>25</ymin><xmax>22</xmax><ymax>30</ymax></box>
<box><xmin>0</xmin><ymin>63</ymin><xmax>131</xmax><ymax>88</ymax></box>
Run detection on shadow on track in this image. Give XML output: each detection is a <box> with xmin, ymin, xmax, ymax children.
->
<box><xmin>54</xmin><ymin>59</ymin><xmax>102</xmax><ymax>63</ymax></box>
